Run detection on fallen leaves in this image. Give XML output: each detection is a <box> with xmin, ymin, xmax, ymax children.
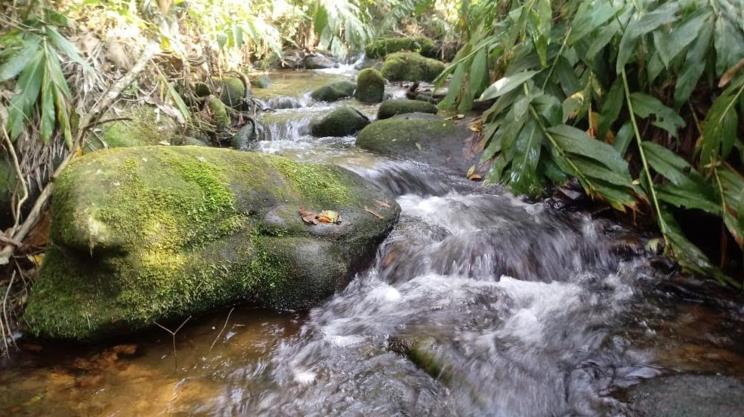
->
<box><xmin>466</xmin><ymin>165</ymin><xmax>482</xmax><ymax>181</ymax></box>
<box><xmin>299</xmin><ymin>208</ymin><xmax>341</xmax><ymax>225</ymax></box>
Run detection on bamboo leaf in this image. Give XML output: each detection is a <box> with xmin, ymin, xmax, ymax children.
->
<box><xmin>629</xmin><ymin>93</ymin><xmax>685</xmax><ymax>138</ymax></box>
<box><xmin>616</xmin><ymin>2</ymin><xmax>680</xmax><ymax>73</ymax></box>
<box><xmin>480</xmin><ymin>70</ymin><xmax>539</xmax><ymax>100</ymax></box>
<box><xmin>0</xmin><ymin>36</ymin><xmax>41</xmax><ymax>82</ymax></box>
<box><xmin>699</xmin><ymin>76</ymin><xmax>744</xmax><ymax>167</ymax></box>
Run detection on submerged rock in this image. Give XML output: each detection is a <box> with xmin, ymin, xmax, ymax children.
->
<box><xmin>304</xmin><ymin>53</ymin><xmax>337</xmax><ymax>69</ymax></box>
<box><xmin>23</xmin><ymin>147</ymin><xmax>399</xmax><ymax>340</ymax></box>
<box><xmin>627</xmin><ymin>374</ymin><xmax>744</xmax><ymax>417</ymax></box>
<box><xmin>365</xmin><ymin>37</ymin><xmax>437</xmax><ymax>59</ymax></box>
<box><xmin>310</xmin><ymin>80</ymin><xmax>357</xmax><ymax>102</ymax></box>
<box><xmin>355</xmin><ymin>68</ymin><xmax>385</xmax><ymax>103</ymax></box>
<box><xmin>377</xmin><ymin>99</ymin><xmax>438</xmax><ymax>119</ymax></box>
<box><xmin>381</xmin><ymin>52</ymin><xmax>446</xmax><ymax>82</ymax></box>
<box><xmin>356</xmin><ymin>113</ymin><xmax>475</xmax><ymax>172</ymax></box>
<box><xmin>310</xmin><ymin>106</ymin><xmax>370</xmax><ymax>137</ymax></box>
<box><xmin>219</xmin><ymin>77</ymin><xmax>247</xmax><ymax>109</ymax></box>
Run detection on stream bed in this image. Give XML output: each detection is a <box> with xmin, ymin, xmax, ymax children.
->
<box><xmin>1</xmin><ymin>69</ymin><xmax>743</xmax><ymax>417</ymax></box>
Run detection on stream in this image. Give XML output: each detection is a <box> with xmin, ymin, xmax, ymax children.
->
<box><xmin>1</xmin><ymin>69</ymin><xmax>743</xmax><ymax>417</ymax></box>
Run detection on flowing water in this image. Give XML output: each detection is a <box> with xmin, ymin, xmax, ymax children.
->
<box><xmin>1</xmin><ymin>70</ymin><xmax>743</xmax><ymax>417</ymax></box>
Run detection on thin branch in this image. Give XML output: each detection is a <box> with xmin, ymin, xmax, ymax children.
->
<box><xmin>208</xmin><ymin>307</ymin><xmax>235</xmax><ymax>354</ymax></box>
<box><xmin>153</xmin><ymin>315</ymin><xmax>192</xmax><ymax>371</ymax></box>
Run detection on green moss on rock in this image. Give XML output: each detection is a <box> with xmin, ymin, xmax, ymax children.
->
<box><xmin>365</xmin><ymin>37</ymin><xmax>437</xmax><ymax>59</ymax></box>
<box><xmin>356</xmin><ymin>114</ymin><xmax>476</xmax><ymax>172</ymax></box>
<box><xmin>377</xmin><ymin>99</ymin><xmax>438</xmax><ymax>119</ymax></box>
<box><xmin>310</xmin><ymin>80</ymin><xmax>356</xmax><ymax>102</ymax></box>
<box><xmin>207</xmin><ymin>96</ymin><xmax>230</xmax><ymax>130</ymax></box>
<box><xmin>85</xmin><ymin>106</ymin><xmax>180</xmax><ymax>152</ymax></box>
<box><xmin>355</xmin><ymin>68</ymin><xmax>385</xmax><ymax>103</ymax></box>
<box><xmin>23</xmin><ymin>147</ymin><xmax>399</xmax><ymax>340</ymax></box>
<box><xmin>381</xmin><ymin>52</ymin><xmax>446</xmax><ymax>82</ymax></box>
<box><xmin>310</xmin><ymin>106</ymin><xmax>370</xmax><ymax>137</ymax></box>
<box><xmin>219</xmin><ymin>77</ymin><xmax>247</xmax><ymax>108</ymax></box>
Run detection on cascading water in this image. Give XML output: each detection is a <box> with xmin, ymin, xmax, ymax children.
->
<box><xmin>1</xmin><ymin>69</ymin><xmax>742</xmax><ymax>417</ymax></box>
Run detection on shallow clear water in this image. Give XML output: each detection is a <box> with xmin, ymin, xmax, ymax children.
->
<box><xmin>2</xmin><ymin>70</ymin><xmax>743</xmax><ymax>417</ymax></box>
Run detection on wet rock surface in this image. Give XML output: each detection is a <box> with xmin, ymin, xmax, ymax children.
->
<box><xmin>310</xmin><ymin>106</ymin><xmax>370</xmax><ymax>137</ymax></box>
<box><xmin>356</xmin><ymin>113</ymin><xmax>477</xmax><ymax>173</ymax></box>
<box><xmin>627</xmin><ymin>374</ymin><xmax>744</xmax><ymax>417</ymax></box>
<box><xmin>310</xmin><ymin>80</ymin><xmax>356</xmax><ymax>102</ymax></box>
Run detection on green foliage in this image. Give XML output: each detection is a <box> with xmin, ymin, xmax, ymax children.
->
<box><xmin>441</xmin><ymin>0</ymin><xmax>744</xmax><ymax>285</ymax></box>
<box><xmin>1</xmin><ymin>11</ymin><xmax>88</xmax><ymax>147</ymax></box>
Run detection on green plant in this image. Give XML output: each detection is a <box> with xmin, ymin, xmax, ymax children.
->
<box><xmin>1</xmin><ymin>8</ymin><xmax>89</xmax><ymax>147</ymax></box>
<box><xmin>438</xmin><ymin>0</ymin><xmax>744</xmax><ymax>285</ymax></box>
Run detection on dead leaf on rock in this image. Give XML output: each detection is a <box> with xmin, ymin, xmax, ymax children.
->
<box><xmin>317</xmin><ymin>210</ymin><xmax>340</xmax><ymax>224</ymax></box>
<box><xmin>466</xmin><ymin>165</ymin><xmax>482</xmax><ymax>181</ymax></box>
<box><xmin>299</xmin><ymin>208</ymin><xmax>319</xmax><ymax>225</ymax></box>
<box><xmin>299</xmin><ymin>208</ymin><xmax>341</xmax><ymax>225</ymax></box>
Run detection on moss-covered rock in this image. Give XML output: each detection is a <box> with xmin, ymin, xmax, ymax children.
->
<box><xmin>381</xmin><ymin>52</ymin><xmax>446</xmax><ymax>82</ymax></box>
<box><xmin>23</xmin><ymin>146</ymin><xmax>399</xmax><ymax>340</ymax></box>
<box><xmin>310</xmin><ymin>81</ymin><xmax>356</xmax><ymax>102</ymax></box>
<box><xmin>355</xmin><ymin>68</ymin><xmax>385</xmax><ymax>103</ymax></box>
<box><xmin>377</xmin><ymin>99</ymin><xmax>438</xmax><ymax>119</ymax></box>
<box><xmin>219</xmin><ymin>77</ymin><xmax>247</xmax><ymax>108</ymax></box>
<box><xmin>310</xmin><ymin>106</ymin><xmax>370</xmax><ymax>137</ymax></box>
<box><xmin>207</xmin><ymin>96</ymin><xmax>230</xmax><ymax>130</ymax></box>
<box><xmin>356</xmin><ymin>114</ymin><xmax>475</xmax><ymax>172</ymax></box>
<box><xmin>85</xmin><ymin>106</ymin><xmax>180</xmax><ymax>152</ymax></box>
<box><xmin>365</xmin><ymin>37</ymin><xmax>437</xmax><ymax>59</ymax></box>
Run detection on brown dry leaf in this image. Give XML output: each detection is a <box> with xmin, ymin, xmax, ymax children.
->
<box><xmin>587</xmin><ymin>112</ymin><xmax>600</xmax><ymax>138</ymax></box>
<box><xmin>719</xmin><ymin>57</ymin><xmax>744</xmax><ymax>87</ymax></box>
<box><xmin>317</xmin><ymin>210</ymin><xmax>340</xmax><ymax>224</ymax></box>
<box><xmin>466</xmin><ymin>165</ymin><xmax>482</xmax><ymax>181</ymax></box>
<box><xmin>468</xmin><ymin>119</ymin><xmax>482</xmax><ymax>132</ymax></box>
<box><xmin>299</xmin><ymin>208</ymin><xmax>319</xmax><ymax>225</ymax></box>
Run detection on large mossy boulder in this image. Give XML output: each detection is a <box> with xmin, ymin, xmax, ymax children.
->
<box><xmin>219</xmin><ymin>77</ymin><xmax>247</xmax><ymax>108</ymax></box>
<box><xmin>310</xmin><ymin>80</ymin><xmax>356</xmax><ymax>102</ymax></box>
<box><xmin>355</xmin><ymin>68</ymin><xmax>385</xmax><ymax>103</ymax></box>
<box><xmin>377</xmin><ymin>99</ymin><xmax>438</xmax><ymax>119</ymax></box>
<box><xmin>381</xmin><ymin>52</ymin><xmax>446</xmax><ymax>82</ymax></box>
<box><xmin>365</xmin><ymin>37</ymin><xmax>437</xmax><ymax>59</ymax></box>
<box><xmin>310</xmin><ymin>106</ymin><xmax>370</xmax><ymax>137</ymax></box>
<box><xmin>356</xmin><ymin>113</ymin><xmax>475</xmax><ymax>172</ymax></box>
<box><xmin>85</xmin><ymin>106</ymin><xmax>180</xmax><ymax>152</ymax></box>
<box><xmin>23</xmin><ymin>147</ymin><xmax>399</xmax><ymax>340</ymax></box>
